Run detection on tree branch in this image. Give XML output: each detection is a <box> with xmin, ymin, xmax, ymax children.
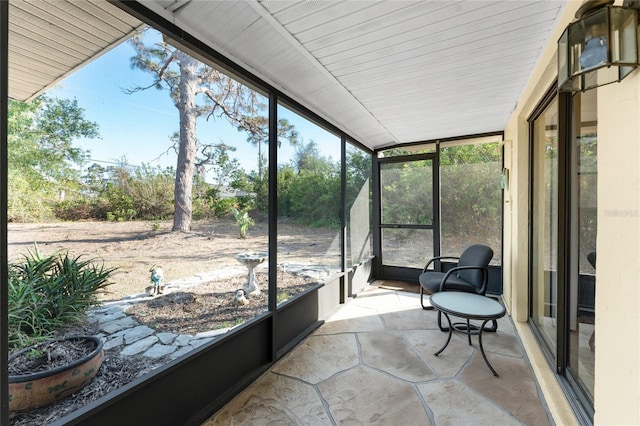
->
<box><xmin>121</xmin><ymin>80</ymin><xmax>163</xmax><ymax>95</ymax></box>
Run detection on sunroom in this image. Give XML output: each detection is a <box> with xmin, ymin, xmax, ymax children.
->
<box><xmin>2</xmin><ymin>1</ymin><xmax>639</xmax><ymax>425</ymax></box>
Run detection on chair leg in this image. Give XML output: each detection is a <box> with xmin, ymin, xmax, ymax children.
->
<box><xmin>420</xmin><ymin>286</ymin><xmax>434</xmax><ymax>310</ymax></box>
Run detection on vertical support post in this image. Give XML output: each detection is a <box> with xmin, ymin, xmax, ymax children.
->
<box><xmin>340</xmin><ymin>136</ymin><xmax>346</xmax><ymax>303</ymax></box>
<box><xmin>268</xmin><ymin>92</ymin><xmax>278</xmax><ymax>361</ymax></box>
<box><xmin>0</xmin><ymin>1</ymin><xmax>9</xmax><ymax>423</ymax></box>
<box><xmin>371</xmin><ymin>154</ymin><xmax>381</xmax><ymax>278</ymax></box>
<box><xmin>556</xmin><ymin>90</ymin><xmax>572</xmax><ymax>375</ymax></box>
<box><xmin>434</xmin><ymin>143</ymin><xmax>441</xmax><ymax>261</ymax></box>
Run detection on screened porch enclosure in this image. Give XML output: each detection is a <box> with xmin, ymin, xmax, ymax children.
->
<box><xmin>374</xmin><ymin>137</ymin><xmax>504</xmax><ymax>295</ymax></box>
<box><xmin>0</xmin><ymin>1</ymin><xmax>562</xmax><ymax>424</ymax></box>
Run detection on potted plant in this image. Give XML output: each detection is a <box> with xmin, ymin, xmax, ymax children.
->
<box><xmin>8</xmin><ymin>336</ymin><xmax>104</xmax><ymax>411</ymax></box>
<box><xmin>7</xmin><ymin>246</ymin><xmax>116</xmax><ymax>411</ymax></box>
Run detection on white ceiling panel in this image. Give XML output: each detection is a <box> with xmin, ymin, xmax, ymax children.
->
<box><xmin>157</xmin><ymin>0</ymin><xmax>565</xmax><ymax>149</ymax></box>
<box><xmin>8</xmin><ymin>0</ymin><xmax>567</xmax><ymax>150</ymax></box>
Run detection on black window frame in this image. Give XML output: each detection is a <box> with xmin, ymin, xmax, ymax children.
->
<box><xmin>527</xmin><ymin>81</ymin><xmax>595</xmax><ymax>425</ymax></box>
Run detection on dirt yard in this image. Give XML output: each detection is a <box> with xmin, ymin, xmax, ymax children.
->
<box><xmin>6</xmin><ymin>218</ymin><xmax>500</xmax><ymax>425</ymax></box>
<box><xmin>7</xmin><ymin>218</ymin><xmax>338</xmax><ymax>425</ymax></box>
<box><xmin>7</xmin><ymin>218</ymin><xmax>339</xmax><ymax>301</ymax></box>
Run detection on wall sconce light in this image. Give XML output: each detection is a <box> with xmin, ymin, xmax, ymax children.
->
<box><xmin>558</xmin><ymin>0</ymin><xmax>640</xmax><ymax>92</ymax></box>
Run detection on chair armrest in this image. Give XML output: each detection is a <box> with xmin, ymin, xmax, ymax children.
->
<box><xmin>439</xmin><ymin>265</ymin><xmax>489</xmax><ymax>294</ymax></box>
<box><xmin>422</xmin><ymin>256</ymin><xmax>460</xmax><ymax>272</ymax></box>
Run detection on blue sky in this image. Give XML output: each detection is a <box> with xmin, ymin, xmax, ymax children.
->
<box><xmin>46</xmin><ymin>29</ymin><xmax>341</xmax><ymax>179</ymax></box>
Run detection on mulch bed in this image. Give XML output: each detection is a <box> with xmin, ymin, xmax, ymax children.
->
<box><xmin>9</xmin><ymin>271</ymin><xmax>317</xmax><ymax>425</ymax></box>
<box><xmin>126</xmin><ymin>271</ymin><xmax>316</xmax><ymax>335</ymax></box>
<box><xmin>8</xmin><ymin>338</ymin><xmax>96</xmax><ymax>376</ymax></box>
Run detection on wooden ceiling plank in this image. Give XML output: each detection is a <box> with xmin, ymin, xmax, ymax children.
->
<box><xmin>9</xmin><ymin>19</ymin><xmax>92</xmax><ymax>63</ymax></box>
<box><xmin>12</xmin><ymin>2</ymin><xmax>108</xmax><ymax>50</ymax></box>
<box><xmin>72</xmin><ymin>0</ymin><xmax>142</xmax><ymax>34</ymax></box>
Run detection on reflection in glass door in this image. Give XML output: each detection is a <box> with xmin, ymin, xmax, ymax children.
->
<box><xmin>568</xmin><ymin>90</ymin><xmax>597</xmax><ymax>402</ymax></box>
<box><xmin>379</xmin><ymin>156</ymin><xmax>437</xmax><ymax>271</ymax></box>
<box><xmin>531</xmin><ymin>95</ymin><xmax>559</xmax><ymax>359</ymax></box>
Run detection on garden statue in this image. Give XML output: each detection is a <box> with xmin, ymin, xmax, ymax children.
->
<box><xmin>149</xmin><ymin>265</ymin><xmax>164</xmax><ymax>295</ymax></box>
<box><xmin>234</xmin><ymin>289</ymin><xmax>249</xmax><ymax>306</ymax></box>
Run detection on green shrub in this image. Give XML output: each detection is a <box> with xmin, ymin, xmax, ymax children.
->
<box><xmin>88</xmin><ymin>165</ymin><xmax>174</xmax><ymax>221</ymax></box>
<box><xmin>380</xmin><ymin>160</ymin><xmax>433</xmax><ymax>225</ymax></box>
<box><xmin>106</xmin><ymin>208</ymin><xmax>137</xmax><ymax>222</ymax></box>
<box><xmin>54</xmin><ymin>198</ymin><xmax>111</xmax><ymax>221</ymax></box>
<box><xmin>54</xmin><ymin>199</ymin><xmax>94</xmax><ymax>220</ymax></box>
<box><xmin>210</xmin><ymin>197</ymin><xmax>236</xmax><ymax>217</ymax></box>
<box><xmin>8</xmin><ymin>174</ymin><xmax>57</xmax><ymax>222</ymax></box>
<box><xmin>191</xmin><ymin>196</ymin><xmax>214</xmax><ymax>220</ymax></box>
<box><xmin>8</xmin><ymin>246</ymin><xmax>116</xmax><ymax>351</ymax></box>
<box><xmin>440</xmin><ymin>161</ymin><xmax>502</xmax><ymax>239</ymax></box>
<box><xmin>192</xmin><ymin>196</ymin><xmax>236</xmax><ymax>220</ymax></box>
<box><xmin>250</xmin><ymin>174</ymin><xmax>269</xmax><ymax>213</ymax></box>
<box><xmin>285</xmin><ymin>169</ymin><xmax>341</xmax><ymax>228</ymax></box>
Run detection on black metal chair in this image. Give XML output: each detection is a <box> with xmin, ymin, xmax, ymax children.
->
<box><xmin>419</xmin><ymin>244</ymin><xmax>496</xmax><ymax>331</ymax></box>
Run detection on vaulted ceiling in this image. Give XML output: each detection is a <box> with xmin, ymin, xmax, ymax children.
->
<box><xmin>7</xmin><ymin>0</ymin><xmax>567</xmax><ymax>150</ymax></box>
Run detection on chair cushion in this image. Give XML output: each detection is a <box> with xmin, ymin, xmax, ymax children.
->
<box><xmin>419</xmin><ymin>271</ymin><xmax>476</xmax><ymax>294</ymax></box>
<box><xmin>457</xmin><ymin>245</ymin><xmax>493</xmax><ymax>285</ymax></box>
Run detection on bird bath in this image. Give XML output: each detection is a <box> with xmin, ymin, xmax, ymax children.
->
<box><xmin>235</xmin><ymin>252</ymin><xmax>267</xmax><ymax>296</ymax></box>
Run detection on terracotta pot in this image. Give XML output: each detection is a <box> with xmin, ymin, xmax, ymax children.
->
<box><xmin>8</xmin><ymin>335</ymin><xmax>104</xmax><ymax>411</ymax></box>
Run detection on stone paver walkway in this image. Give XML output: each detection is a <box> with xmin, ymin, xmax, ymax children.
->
<box><xmin>87</xmin><ymin>263</ymin><xmax>339</xmax><ymax>363</ymax></box>
<box><xmin>87</xmin><ymin>267</ymin><xmax>252</xmax><ymax>362</ymax></box>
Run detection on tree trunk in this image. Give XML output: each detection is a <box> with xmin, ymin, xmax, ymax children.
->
<box><xmin>173</xmin><ymin>54</ymin><xmax>199</xmax><ymax>232</ymax></box>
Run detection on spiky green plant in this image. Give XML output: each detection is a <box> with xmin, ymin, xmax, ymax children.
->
<box><xmin>8</xmin><ymin>245</ymin><xmax>116</xmax><ymax>350</ymax></box>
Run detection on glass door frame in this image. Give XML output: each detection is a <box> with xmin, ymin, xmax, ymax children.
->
<box><xmin>565</xmin><ymin>89</ymin><xmax>597</xmax><ymax>421</ymax></box>
<box><xmin>528</xmin><ymin>82</ymin><xmax>595</xmax><ymax>423</ymax></box>
<box><xmin>372</xmin><ymin>151</ymin><xmax>440</xmax><ymax>281</ymax></box>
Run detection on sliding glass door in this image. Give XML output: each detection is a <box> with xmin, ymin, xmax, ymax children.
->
<box><xmin>530</xmin><ymin>94</ymin><xmax>560</xmax><ymax>358</ymax></box>
<box><xmin>529</xmin><ymin>87</ymin><xmax>596</xmax><ymax>420</ymax></box>
<box><xmin>568</xmin><ymin>90</ymin><xmax>597</xmax><ymax>403</ymax></box>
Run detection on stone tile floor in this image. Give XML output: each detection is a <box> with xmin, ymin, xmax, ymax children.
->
<box><xmin>204</xmin><ymin>285</ymin><xmax>553</xmax><ymax>425</ymax></box>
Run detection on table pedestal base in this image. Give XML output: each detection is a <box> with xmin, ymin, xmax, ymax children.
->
<box><xmin>434</xmin><ymin>313</ymin><xmax>500</xmax><ymax>377</ymax></box>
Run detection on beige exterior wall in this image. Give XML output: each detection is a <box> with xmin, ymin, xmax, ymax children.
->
<box><xmin>594</xmin><ymin>70</ymin><xmax>640</xmax><ymax>424</ymax></box>
<box><xmin>503</xmin><ymin>1</ymin><xmax>640</xmax><ymax>424</ymax></box>
<box><xmin>502</xmin><ymin>3</ymin><xmax>574</xmax><ymax>422</ymax></box>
